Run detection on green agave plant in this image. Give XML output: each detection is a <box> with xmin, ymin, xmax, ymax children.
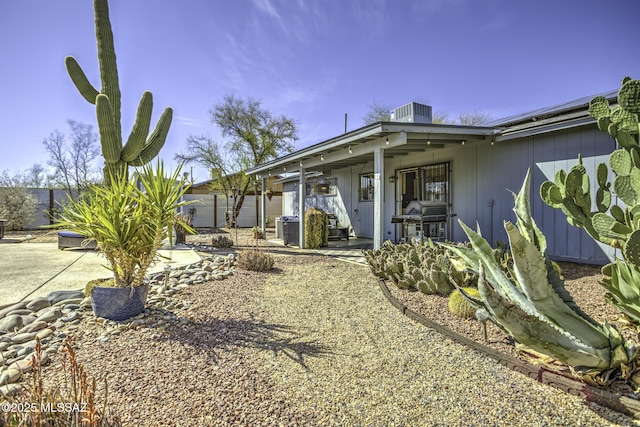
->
<box><xmin>445</xmin><ymin>170</ymin><xmax>640</xmax><ymax>386</ymax></box>
<box><xmin>53</xmin><ymin>161</ymin><xmax>193</xmax><ymax>288</ymax></box>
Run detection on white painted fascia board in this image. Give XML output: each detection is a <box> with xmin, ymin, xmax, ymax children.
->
<box><xmin>250</xmin><ymin>129</ymin><xmax>408</xmax><ymax>176</ymax></box>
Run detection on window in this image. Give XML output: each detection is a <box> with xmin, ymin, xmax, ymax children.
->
<box><xmin>421</xmin><ymin>163</ymin><xmax>449</xmax><ymax>202</ymax></box>
<box><xmin>307</xmin><ymin>178</ymin><xmax>337</xmax><ymax>197</ymax></box>
<box><xmin>359</xmin><ymin>173</ymin><xmax>375</xmax><ymax>202</ymax></box>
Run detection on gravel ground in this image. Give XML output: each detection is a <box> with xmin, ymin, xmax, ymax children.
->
<box><xmin>7</xmin><ymin>228</ymin><xmax>640</xmax><ymax>425</ymax></box>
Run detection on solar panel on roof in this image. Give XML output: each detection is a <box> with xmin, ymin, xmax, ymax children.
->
<box><xmin>485</xmin><ymin>89</ymin><xmax>618</xmax><ymax>127</ymax></box>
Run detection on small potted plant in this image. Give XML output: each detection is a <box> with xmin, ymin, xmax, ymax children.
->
<box><xmin>251</xmin><ymin>226</ymin><xmax>263</xmax><ymax>239</ymax></box>
<box><xmin>53</xmin><ymin>161</ymin><xmax>193</xmax><ymax>321</ymax></box>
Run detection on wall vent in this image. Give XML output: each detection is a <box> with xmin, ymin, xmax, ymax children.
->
<box><xmin>390</xmin><ymin>102</ymin><xmax>432</xmax><ymax>124</ymax></box>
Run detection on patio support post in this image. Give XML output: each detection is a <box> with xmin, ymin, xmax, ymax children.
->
<box><xmin>298</xmin><ymin>167</ymin><xmax>306</xmax><ymax>248</ymax></box>
<box><xmin>260</xmin><ymin>176</ymin><xmax>266</xmax><ymax>235</ymax></box>
<box><xmin>373</xmin><ymin>147</ymin><xmax>384</xmax><ymax>250</ymax></box>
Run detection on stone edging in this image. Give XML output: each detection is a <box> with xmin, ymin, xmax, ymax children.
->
<box><xmin>376</xmin><ymin>277</ymin><xmax>640</xmax><ymax>418</ymax></box>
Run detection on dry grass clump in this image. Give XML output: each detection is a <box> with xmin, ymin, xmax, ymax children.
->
<box><xmin>211</xmin><ymin>234</ymin><xmax>234</xmax><ymax>248</ymax></box>
<box><xmin>237</xmin><ymin>249</ymin><xmax>275</xmax><ymax>271</ymax></box>
<box><xmin>0</xmin><ymin>337</ymin><xmax>120</xmax><ymax>426</ymax></box>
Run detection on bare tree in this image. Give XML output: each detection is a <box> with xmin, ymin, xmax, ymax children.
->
<box><xmin>361</xmin><ymin>100</ymin><xmax>392</xmax><ymax>124</ymax></box>
<box><xmin>175</xmin><ymin>135</ymin><xmax>247</xmax><ymax>225</ymax></box>
<box><xmin>457</xmin><ymin>110</ymin><xmax>493</xmax><ymax>126</ymax></box>
<box><xmin>67</xmin><ymin>120</ymin><xmax>100</xmax><ymax>186</ymax></box>
<box><xmin>432</xmin><ymin>111</ymin><xmax>451</xmax><ymax>124</ymax></box>
<box><xmin>43</xmin><ymin>120</ymin><xmax>100</xmax><ymax>198</ymax></box>
<box><xmin>24</xmin><ymin>163</ymin><xmax>46</xmax><ymax>188</ymax></box>
<box><xmin>211</xmin><ymin>95</ymin><xmax>298</xmax><ymax>223</ymax></box>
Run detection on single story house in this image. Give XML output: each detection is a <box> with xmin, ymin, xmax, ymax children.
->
<box><xmin>247</xmin><ymin>91</ymin><xmax>619</xmax><ymax>265</ymax></box>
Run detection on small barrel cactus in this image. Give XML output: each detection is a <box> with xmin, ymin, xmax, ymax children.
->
<box><xmin>448</xmin><ymin>287</ymin><xmax>480</xmax><ymax>319</ymax></box>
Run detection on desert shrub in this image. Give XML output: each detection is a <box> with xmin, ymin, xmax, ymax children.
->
<box><xmin>448</xmin><ymin>287</ymin><xmax>481</xmax><ymax>319</ymax></box>
<box><xmin>304</xmin><ymin>207</ymin><xmax>328</xmax><ymax>249</ymax></box>
<box><xmin>211</xmin><ymin>234</ymin><xmax>234</xmax><ymax>248</ymax></box>
<box><xmin>0</xmin><ymin>337</ymin><xmax>121</xmax><ymax>426</ymax></box>
<box><xmin>237</xmin><ymin>249</ymin><xmax>274</xmax><ymax>271</ymax></box>
<box><xmin>0</xmin><ymin>186</ymin><xmax>37</xmax><ymax>230</ymax></box>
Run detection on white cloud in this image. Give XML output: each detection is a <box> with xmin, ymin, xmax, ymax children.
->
<box><xmin>175</xmin><ymin>115</ymin><xmax>204</xmax><ymax>127</ymax></box>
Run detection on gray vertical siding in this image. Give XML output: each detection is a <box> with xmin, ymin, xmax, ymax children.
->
<box><xmin>279</xmin><ymin>124</ymin><xmax>616</xmax><ymax>264</ymax></box>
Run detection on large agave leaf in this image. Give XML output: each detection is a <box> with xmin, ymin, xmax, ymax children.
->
<box><xmin>458</xmin><ymin>221</ymin><xmax>540</xmax><ymax>317</ymax></box>
<box><xmin>513</xmin><ymin>169</ymin><xmax>547</xmax><ymax>253</ymax></box>
<box><xmin>506</xmin><ymin>221</ymin><xmax>610</xmax><ymax>349</ymax></box>
<box><xmin>516</xmin><ymin>168</ymin><xmax>598</xmax><ymax>325</ymax></box>
<box><xmin>478</xmin><ymin>265</ymin><xmax>612</xmax><ymax>369</ymax></box>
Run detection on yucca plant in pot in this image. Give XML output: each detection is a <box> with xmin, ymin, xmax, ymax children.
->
<box><xmin>53</xmin><ymin>160</ymin><xmax>193</xmax><ymax>321</ymax></box>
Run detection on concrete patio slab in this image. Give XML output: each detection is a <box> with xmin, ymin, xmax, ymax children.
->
<box><xmin>0</xmin><ymin>241</ymin><xmax>202</xmax><ymax>307</ymax></box>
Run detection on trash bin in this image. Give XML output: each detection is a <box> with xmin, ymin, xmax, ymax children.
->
<box><xmin>282</xmin><ymin>219</ymin><xmax>300</xmax><ymax>246</ymax></box>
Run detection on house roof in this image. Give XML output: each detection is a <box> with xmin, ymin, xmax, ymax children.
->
<box><xmin>246</xmin><ymin>89</ymin><xmax>616</xmax><ymax>177</ymax></box>
<box><xmin>485</xmin><ymin>89</ymin><xmax>617</xmax><ymax>127</ymax></box>
<box><xmin>247</xmin><ymin>121</ymin><xmax>496</xmax><ymax>177</ymax></box>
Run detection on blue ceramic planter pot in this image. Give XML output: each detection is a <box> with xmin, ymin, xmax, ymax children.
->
<box><xmin>91</xmin><ymin>282</ymin><xmax>149</xmax><ymax>321</ymax></box>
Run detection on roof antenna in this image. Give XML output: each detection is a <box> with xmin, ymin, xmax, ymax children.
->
<box><xmin>344</xmin><ymin>113</ymin><xmax>347</xmax><ymax>134</ymax></box>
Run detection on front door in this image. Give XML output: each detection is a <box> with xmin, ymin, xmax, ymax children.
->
<box><xmin>397</xmin><ymin>162</ymin><xmax>450</xmax><ymax>241</ymax></box>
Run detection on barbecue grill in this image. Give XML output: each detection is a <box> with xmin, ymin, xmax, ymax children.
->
<box><xmin>391</xmin><ymin>200</ymin><xmax>449</xmax><ymax>241</ymax></box>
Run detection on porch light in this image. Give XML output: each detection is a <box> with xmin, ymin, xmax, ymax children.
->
<box><xmin>283</xmin><ymin>165</ymin><xmax>287</xmax><ymax>171</ymax></box>
<box><xmin>461</xmin><ymin>140</ymin><xmax>465</xmax><ymax>145</ymax></box>
<box><xmin>427</xmin><ymin>133</ymin><xmax>431</xmax><ymax>145</ymax></box>
<box><xmin>321</xmin><ymin>154</ymin><xmax>324</xmax><ymax>161</ymax></box>
<box><xmin>389</xmin><ymin>176</ymin><xmax>396</xmax><ymax>183</ymax></box>
<box><xmin>385</xmin><ymin>137</ymin><xmax>389</xmax><ymax>145</ymax></box>
<box><xmin>300</xmin><ymin>161</ymin><xmax>303</xmax><ymax>167</ymax></box>
<box><xmin>268</xmin><ymin>170</ymin><xmax>271</xmax><ymax>176</ymax></box>
<box><xmin>348</xmin><ymin>145</ymin><xmax>352</xmax><ymax>154</ymax></box>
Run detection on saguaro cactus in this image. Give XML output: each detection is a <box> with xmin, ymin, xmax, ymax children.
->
<box><xmin>65</xmin><ymin>0</ymin><xmax>173</xmax><ymax>178</ymax></box>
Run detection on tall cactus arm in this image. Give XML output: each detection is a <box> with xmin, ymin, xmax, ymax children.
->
<box><xmin>65</xmin><ymin>56</ymin><xmax>99</xmax><ymax>104</ymax></box>
<box><xmin>95</xmin><ymin>94</ymin><xmax>122</xmax><ymax>164</ymax></box>
<box><xmin>129</xmin><ymin>107</ymin><xmax>173</xmax><ymax>166</ymax></box>
<box><xmin>94</xmin><ymin>0</ymin><xmax>121</xmax><ymax>139</ymax></box>
<box><xmin>121</xmin><ymin>91</ymin><xmax>153</xmax><ymax>162</ymax></box>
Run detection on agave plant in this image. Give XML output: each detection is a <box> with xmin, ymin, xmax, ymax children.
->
<box><xmin>445</xmin><ymin>170</ymin><xmax>640</xmax><ymax>385</ymax></box>
<box><xmin>53</xmin><ymin>160</ymin><xmax>194</xmax><ymax>288</ymax></box>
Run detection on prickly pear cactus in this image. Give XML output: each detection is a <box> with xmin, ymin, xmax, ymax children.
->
<box><xmin>541</xmin><ymin>77</ymin><xmax>640</xmax><ymax>264</ymax></box>
<box><xmin>541</xmin><ymin>77</ymin><xmax>640</xmax><ymax>324</ymax></box>
<box><xmin>66</xmin><ymin>0</ymin><xmax>173</xmax><ymax>179</ymax></box>
<box><xmin>363</xmin><ymin>238</ymin><xmax>479</xmax><ymax>294</ymax></box>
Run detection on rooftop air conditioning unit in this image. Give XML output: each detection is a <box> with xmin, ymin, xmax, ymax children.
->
<box><xmin>390</xmin><ymin>102</ymin><xmax>432</xmax><ymax>124</ymax></box>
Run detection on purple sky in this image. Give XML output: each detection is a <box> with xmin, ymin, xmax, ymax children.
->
<box><xmin>1</xmin><ymin>0</ymin><xmax>638</xmax><ymax>182</ymax></box>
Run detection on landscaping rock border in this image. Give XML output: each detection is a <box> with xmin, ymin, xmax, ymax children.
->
<box><xmin>0</xmin><ymin>254</ymin><xmax>237</xmax><ymax>396</ymax></box>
